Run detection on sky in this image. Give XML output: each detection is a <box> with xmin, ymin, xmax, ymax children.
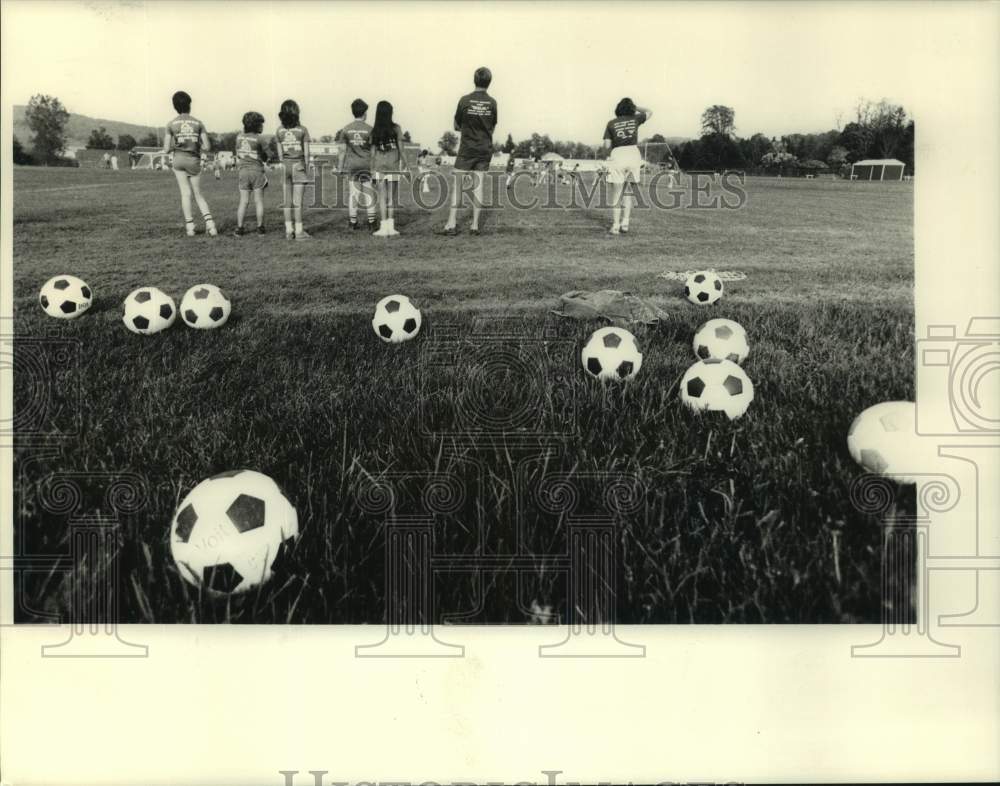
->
<box><xmin>0</xmin><ymin>1</ymin><xmax>970</xmax><ymax>146</ymax></box>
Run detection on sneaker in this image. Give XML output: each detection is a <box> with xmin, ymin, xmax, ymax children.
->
<box><xmin>256</xmin><ymin>225</ymin><xmax>266</xmax><ymax>235</ymax></box>
<box><xmin>620</xmin><ymin>226</ymin><xmax>630</xmax><ymax>235</ymax></box>
<box><xmin>185</xmin><ymin>221</ymin><xmax>196</xmax><ymax>237</ymax></box>
<box><xmin>233</xmin><ymin>226</ymin><xmax>245</xmax><ymax>237</ymax></box>
<box><xmin>368</xmin><ymin>221</ymin><xmax>380</xmax><ymax>235</ymax></box>
<box><xmin>206</xmin><ymin>224</ymin><xmax>218</xmax><ymax>237</ymax></box>
<box><xmin>608</xmin><ymin>226</ymin><xmax>621</xmax><ymax>236</ymax></box>
<box><xmin>440</xmin><ymin>226</ymin><xmax>458</xmax><ymax>236</ymax></box>
<box><xmin>349</xmin><ymin>220</ymin><xmax>360</xmax><ymax>231</ymax></box>
<box><xmin>295</xmin><ymin>229</ymin><xmax>312</xmax><ymax>240</ymax></box>
<box><xmin>285</xmin><ymin>232</ymin><xmax>295</xmax><ymax>240</ymax></box>
<box><xmin>469</xmin><ymin>228</ymin><xmax>481</xmax><ymax>236</ymax></box>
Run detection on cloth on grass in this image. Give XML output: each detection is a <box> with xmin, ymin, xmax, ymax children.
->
<box><xmin>551</xmin><ymin>289</ymin><xmax>668</xmax><ymax>325</ymax></box>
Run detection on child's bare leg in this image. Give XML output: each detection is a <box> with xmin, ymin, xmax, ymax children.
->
<box><xmin>189</xmin><ymin>175</ymin><xmax>216</xmax><ymax>234</ymax></box>
<box><xmin>236</xmin><ymin>191</ymin><xmax>249</xmax><ymax>228</ymax></box>
<box><xmin>173</xmin><ymin>170</ymin><xmax>194</xmax><ymax>226</ymax></box>
<box><xmin>253</xmin><ymin>190</ymin><xmax>264</xmax><ymax>227</ymax></box>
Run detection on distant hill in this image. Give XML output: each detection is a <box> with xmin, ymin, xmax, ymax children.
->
<box><xmin>12</xmin><ymin>105</ymin><xmax>159</xmax><ymax>149</ymax></box>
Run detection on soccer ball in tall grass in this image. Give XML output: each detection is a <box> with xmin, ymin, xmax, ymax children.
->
<box><xmin>39</xmin><ymin>275</ymin><xmax>92</xmax><ymax>319</ymax></box>
<box><xmin>123</xmin><ymin>287</ymin><xmax>176</xmax><ymax>335</ymax></box>
<box><xmin>372</xmin><ymin>295</ymin><xmax>422</xmax><ymax>343</ymax></box>
<box><xmin>680</xmin><ymin>358</ymin><xmax>754</xmax><ymax>419</ymax></box>
<box><xmin>685</xmin><ymin>271</ymin><xmax>724</xmax><ymax>305</ymax></box>
<box><xmin>693</xmin><ymin>318</ymin><xmax>749</xmax><ymax>364</ymax></box>
<box><xmin>181</xmin><ymin>284</ymin><xmax>231</xmax><ymax>329</ymax></box>
<box><xmin>170</xmin><ymin>469</ymin><xmax>299</xmax><ymax>595</ymax></box>
<box><xmin>582</xmin><ymin>326</ymin><xmax>643</xmax><ymax>381</ymax></box>
<box><xmin>847</xmin><ymin>401</ymin><xmax>928</xmax><ymax>483</ymax></box>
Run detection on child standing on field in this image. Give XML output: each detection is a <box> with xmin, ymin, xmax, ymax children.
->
<box><xmin>233</xmin><ymin>111</ymin><xmax>269</xmax><ymax>236</ymax></box>
<box><xmin>163</xmin><ymin>90</ymin><xmax>217</xmax><ymax>237</ymax></box>
<box><xmin>369</xmin><ymin>100</ymin><xmax>410</xmax><ymax>238</ymax></box>
<box><xmin>275</xmin><ymin>99</ymin><xmax>312</xmax><ymax>240</ymax></box>
<box><xmin>337</xmin><ymin>98</ymin><xmax>378</xmax><ymax>232</ymax></box>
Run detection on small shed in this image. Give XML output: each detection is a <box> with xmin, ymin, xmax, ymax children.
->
<box><xmin>850</xmin><ymin>158</ymin><xmax>905</xmax><ymax>181</ymax></box>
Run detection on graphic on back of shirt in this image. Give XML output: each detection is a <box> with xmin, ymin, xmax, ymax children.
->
<box><xmin>236</xmin><ymin>132</ymin><xmax>266</xmax><ymax>167</ymax></box>
<box><xmin>277</xmin><ymin>126</ymin><xmax>307</xmax><ymax>160</ymax></box>
<box><xmin>340</xmin><ymin>120</ymin><xmax>373</xmax><ymax>170</ymax></box>
<box><xmin>169</xmin><ymin>115</ymin><xmax>204</xmax><ymax>155</ymax></box>
<box><xmin>603</xmin><ymin>112</ymin><xmax>648</xmax><ymax>149</ymax></box>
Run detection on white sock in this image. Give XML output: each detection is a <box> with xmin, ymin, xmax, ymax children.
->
<box><xmin>285</xmin><ymin>221</ymin><xmax>293</xmax><ymax>234</ymax></box>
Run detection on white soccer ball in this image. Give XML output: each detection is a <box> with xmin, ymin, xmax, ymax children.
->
<box><xmin>684</xmin><ymin>271</ymin><xmax>724</xmax><ymax>305</ymax></box>
<box><xmin>680</xmin><ymin>358</ymin><xmax>754</xmax><ymax>419</ymax></box>
<box><xmin>693</xmin><ymin>318</ymin><xmax>749</xmax><ymax>364</ymax></box>
<box><xmin>39</xmin><ymin>275</ymin><xmax>92</xmax><ymax>319</ymax></box>
<box><xmin>180</xmin><ymin>284</ymin><xmax>231</xmax><ymax>329</ymax></box>
<box><xmin>170</xmin><ymin>469</ymin><xmax>299</xmax><ymax>595</ymax></box>
<box><xmin>123</xmin><ymin>287</ymin><xmax>176</xmax><ymax>335</ymax></box>
<box><xmin>581</xmin><ymin>326</ymin><xmax>643</xmax><ymax>381</ymax></box>
<box><xmin>847</xmin><ymin>401</ymin><xmax>932</xmax><ymax>484</ymax></box>
<box><xmin>372</xmin><ymin>294</ymin><xmax>422</xmax><ymax>343</ymax></box>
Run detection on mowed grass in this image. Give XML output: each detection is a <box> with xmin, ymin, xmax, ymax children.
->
<box><xmin>12</xmin><ymin>165</ymin><xmax>914</xmax><ymax>623</ymax></box>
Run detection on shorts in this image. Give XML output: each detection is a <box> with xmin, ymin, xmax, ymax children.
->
<box><xmin>171</xmin><ymin>151</ymin><xmax>202</xmax><ymax>176</ymax></box>
<box><xmin>453</xmin><ymin>151</ymin><xmax>491</xmax><ymax>172</ymax></box>
<box><xmin>238</xmin><ymin>168</ymin><xmax>268</xmax><ymax>191</ymax></box>
<box><xmin>282</xmin><ymin>160</ymin><xmax>311</xmax><ymax>184</ymax></box>
<box><xmin>346</xmin><ymin>166</ymin><xmax>372</xmax><ymax>183</ymax></box>
<box><xmin>372</xmin><ymin>151</ymin><xmax>402</xmax><ymax>182</ymax></box>
<box><xmin>606</xmin><ymin>145</ymin><xmax>642</xmax><ymax>184</ymax></box>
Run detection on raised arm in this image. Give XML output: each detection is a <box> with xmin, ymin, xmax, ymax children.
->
<box><xmin>636</xmin><ymin>105</ymin><xmax>653</xmax><ymax>121</ymax></box>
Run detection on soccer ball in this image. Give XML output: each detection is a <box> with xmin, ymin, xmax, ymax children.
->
<box><xmin>123</xmin><ymin>287</ymin><xmax>176</xmax><ymax>334</ymax></box>
<box><xmin>581</xmin><ymin>327</ymin><xmax>643</xmax><ymax>381</ymax></box>
<box><xmin>693</xmin><ymin>318</ymin><xmax>749</xmax><ymax>364</ymax></box>
<box><xmin>170</xmin><ymin>469</ymin><xmax>299</xmax><ymax>595</ymax></box>
<box><xmin>180</xmin><ymin>284</ymin><xmax>231</xmax><ymax>329</ymax></box>
<box><xmin>684</xmin><ymin>271</ymin><xmax>724</xmax><ymax>305</ymax></box>
<box><xmin>680</xmin><ymin>358</ymin><xmax>754</xmax><ymax>419</ymax></box>
<box><xmin>39</xmin><ymin>275</ymin><xmax>92</xmax><ymax>319</ymax></box>
<box><xmin>372</xmin><ymin>295</ymin><xmax>422</xmax><ymax>343</ymax></box>
<box><xmin>847</xmin><ymin>401</ymin><xmax>930</xmax><ymax>484</ymax></box>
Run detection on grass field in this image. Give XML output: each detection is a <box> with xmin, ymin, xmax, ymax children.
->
<box><xmin>11</xmin><ymin>165</ymin><xmax>915</xmax><ymax>624</ymax></box>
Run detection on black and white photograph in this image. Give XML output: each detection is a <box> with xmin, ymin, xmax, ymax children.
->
<box><xmin>1</xmin><ymin>1</ymin><xmax>998</xmax><ymax>784</ymax></box>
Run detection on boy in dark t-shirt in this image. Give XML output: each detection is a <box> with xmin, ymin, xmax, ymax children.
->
<box><xmin>443</xmin><ymin>66</ymin><xmax>497</xmax><ymax>236</ymax></box>
<box><xmin>337</xmin><ymin>98</ymin><xmax>377</xmax><ymax>231</ymax></box>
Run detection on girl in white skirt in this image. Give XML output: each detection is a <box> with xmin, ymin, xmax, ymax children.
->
<box><xmin>601</xmin><ymin>97</ymin><xmax>653</xmax><ymax>235</ymax></box>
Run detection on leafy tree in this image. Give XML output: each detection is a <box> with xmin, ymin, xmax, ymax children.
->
<box><xmin>86</xmin><ymin>127</ymin><xmax>115</xmax><ymax>150</ymax></box>
<box><xmin>838</xmin><ymin>121</ymin><xmax>872</xmax><ymax>162</ymax></box>
<box><xmin>13</xmin><ymin>136</ymin><xmax>34</xmax><ymax>165</ymax></box>
<box><xmin>318</xmin><ymin>134</ymin><xmax>333</xmax><ymax>143</ymax></box>
<box><xmin>701</xmin><ymin>105</ymin><xmax>735</xmax><ymax>137</ymax></box>
<box><xmin>402</xmin><ymin>130</ymin><xmax>412</xmax><ymax>143</ymax></box>
<box><xmin>502</xmin><ymin>133</ymin><xmax>515</xmax><ymax>154</ymax></box>
<box><xmin>138</xmin><ymin>132</ymin><xmax>160</xmax><ymax>147</ymax></box>
<box><xmin>826</xmin><ymin>145</ymin><xmax>849</xmax><ymax>170</ymax></box>
<box><xmin>438</xmin><ymin>131</ymin><xmax>459</xmax><ymax>155</ymax></box>
<box><xmin>25</xmin><ymin>94</ymin><xmax>70</xmax><ymax>162</ymax></box>
<box><xmin>116</xmin><ymin>133</ymin><xmax>137</xmax><ymax>151</ymax></box>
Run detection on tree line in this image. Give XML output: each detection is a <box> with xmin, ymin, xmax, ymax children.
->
<box><xmin>14</xmin><ymin>93</ymin><xmax>914</xmax><ymax>176</ymax></box>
